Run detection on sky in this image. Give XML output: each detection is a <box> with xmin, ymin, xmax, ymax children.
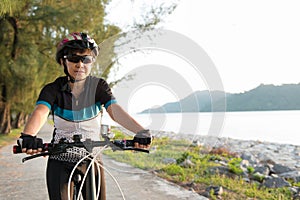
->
<box><xmin>105</xmin><ymin>0</ymin><xmax>300</xmax><ymax>113</ymax></box>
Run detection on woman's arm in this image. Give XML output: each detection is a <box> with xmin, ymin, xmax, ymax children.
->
<box><xmin>23</xmin><ymin>104</ymin><xmax>50</xmax><ymax>136</ymax></box>
<box><xmin>106</xmin><ymin>103</ymin><xmax>152</xmax><ymax>148</ymax></box>
<box><xmin>106</xmin><ymin>103</ymin><xmax>144</xmax><ymax>134</ymax></box>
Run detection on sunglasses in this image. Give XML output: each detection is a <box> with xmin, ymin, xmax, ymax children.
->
<box><xmin>64</xmin><ymin>55</ymin><xmax>95</xmax><ymax>64</ymax></box>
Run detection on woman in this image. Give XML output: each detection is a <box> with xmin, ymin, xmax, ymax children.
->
<box><xmin>17</xmin><ymin>32</ymin><xmax>152</xmax><ymax>199</ymax></box>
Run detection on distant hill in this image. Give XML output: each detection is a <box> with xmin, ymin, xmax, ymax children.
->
<box><xmin>140</xmin><ymin>83</ymin><xmax>300</xmax><ymax>113</ymax></box>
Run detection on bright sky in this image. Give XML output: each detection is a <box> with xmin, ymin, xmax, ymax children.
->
<box><xmin>105</xmin><ymin>0</ymin><xmax>300</xmax><ymax>113</ymax></box>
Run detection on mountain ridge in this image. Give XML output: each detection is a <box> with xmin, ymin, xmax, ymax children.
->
<box><xmin>140</xmin><ymin>83</ymin><xmax>300</xmax><ymax>113</ymax></box>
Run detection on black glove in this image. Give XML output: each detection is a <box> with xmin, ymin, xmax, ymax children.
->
<box><xmin>17</xmin><ymin>133</ymin><xmax>43</xmax><ymax>150</ymax></box>
<box><xmin>133</xmin><ymin>129</ymin><xmax>152</xmax><ymax>145</ymax></box>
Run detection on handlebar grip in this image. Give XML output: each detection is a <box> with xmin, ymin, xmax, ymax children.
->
<box><xmin>112</xmin><ymin>140</ymin><xmax>149</xmax><ymax>153</ymax></box>
<box><xmin>13</xmin><ymin>143</ymin><xmax>51</xmax><ymax>154</ymax></box>
<box><xmin>13</xmin><ymin>145</ymin><xmax>22</xmax><ymax>154</ymax></box>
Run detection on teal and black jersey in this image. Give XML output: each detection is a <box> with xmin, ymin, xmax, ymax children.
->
<box><xmin>36</xmin><ymin>76</ymin><xmax>116</xmax><ymax>149</ymax></box>
<box><xmin>37</xmin><ymin>76</ymin><xmax>116</xmax><ymax>120</ymax></box>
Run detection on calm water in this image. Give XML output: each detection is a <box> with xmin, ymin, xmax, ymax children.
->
<box><xmin>102</xmin><ymin>110</ymin><xmax>300</xmax><ymax>146</ymax></box>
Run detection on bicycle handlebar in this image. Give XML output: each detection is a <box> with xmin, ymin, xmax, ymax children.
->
<box><xmin>13</xmin><ymin>137</ymin><xmax>149</xmax><ymax>162</ymax></box>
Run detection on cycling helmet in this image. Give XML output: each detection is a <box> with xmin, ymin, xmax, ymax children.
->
<box><xmin>56</xmin><ymin>32</ymin><xmax>99</xmax><ymax>64</ymax></box>
<box><xmin>56</xmin><ymin>32</ymin><xmax>99</xmax><ymax>82</ymax></box>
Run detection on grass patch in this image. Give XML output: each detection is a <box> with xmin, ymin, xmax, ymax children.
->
<box><xmin>104</xmin><ymin>128</ymin><xmax>294</xmax><ymax>199</ymax></box>
<box><xmin>0</xmin><ymin>128</ymin><xmax>22</xmax><ymax>149</ymax></box>
<box><xmin>0</xmin><ymin>119</ymin><xmax>54</xmax><ymax>149</ymax></box>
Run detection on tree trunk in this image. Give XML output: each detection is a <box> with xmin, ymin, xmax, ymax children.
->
<box><xmin>11</xmin><ymin>112</ymin><xmax>25</xmax><ymax>129</ymax></box>
<box><xmin>0</xmin><ymin>103</ymin><xmax>11</xmax><ymax>134</ymax></box>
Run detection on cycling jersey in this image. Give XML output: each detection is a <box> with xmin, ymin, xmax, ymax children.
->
<box><xmin>36</xmin><ymin>76</ymin><xmax>116</xmax><ymax>162</ymax></box>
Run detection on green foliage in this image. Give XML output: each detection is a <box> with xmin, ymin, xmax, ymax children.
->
<box><xmin>152</xmin><ymin>136</ymin><xmax>170</xmax><ymax>146</ymax></box>
<box><xmin>207</xmin><ymin>154</ymin><xmax>222</xmax><ymax>161</ymax></box>
<box><xmin>247</xmin><ymin>166</ymin><xmax>255</xmax><ymax>174</ymax></box>
<box><xmin>176</xmin><ymin>151</ymin><xmax>202</xmax><ymax>165</ymax></box>
<box><xmin>0</xmin><ymin>0</ymin><xmax>124</xmax><ymax>134</ymax></box>
<box><xmin>253</xmin><ymin>173</ymin><xmax>265</xmax><ymax>182</ymax></box>
<box><xmin>162</xmin><ymin>164</ymin><xmax>185</xmax><ymax>179</ymax></box>
<box><xmin>0</xmin><ymin>0</ymin><xmax>27</xmax><ymax>16</ymax></box>
<box><xmin>110</xmin><ymin>128</ymin><xmax>128</xmax><ymax>140</ymax></box>
<box><xmin>293</xmin><ymin>182</ymin><xmax>300</xmax><ymax>187</ymax></box>
<box><xmin>209</xmin><ymin>189</ymin><xmax>217</xmax><ymax>200</ymax></box>
<box><xmin>0</xmin><ymin>0</ymin><xmax>121</xmax><ymax>115</ymax></box>
<box><xmin>176</xmin><ymin>152</ymin><xmax>190</xmax><ymax>164</ymax></box>
<box><xmin>0</xmin><ymin>0</ymin><xmax>178</xmax><ymax>134</ymax></box>
<box><xmin>228</xmin><ymin>157</ymin><xmax>243</xmax><ymax>175</ymax></box>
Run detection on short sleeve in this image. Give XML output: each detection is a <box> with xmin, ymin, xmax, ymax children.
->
<box><xmin>96</xmin><ymin>78</ymin><xmax>117</xmax><ymax>109</ymax></box>
<box><xmin>36</xmin><ymin>84</ymin><xmax>57</xmax><ymax>110</ymax></box>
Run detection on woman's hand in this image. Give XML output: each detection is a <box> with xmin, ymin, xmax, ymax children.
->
<box><xmin>17</xmin><ymin>133</ymin><xmax>43</xmax><ymax>155</ymax></box>
<box><xmin>133</xmin><ymin>129</ymin><xmax>153</xmax><ymax>149</ymax></box>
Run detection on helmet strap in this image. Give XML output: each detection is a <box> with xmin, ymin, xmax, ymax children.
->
<box><xmin>69</xmin><ymin>76</ymin><xmax>86</xmax><ymax>83</ymax></box>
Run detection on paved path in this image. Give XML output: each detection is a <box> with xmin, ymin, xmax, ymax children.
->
<box><xmin>0</xmin><ymin>123</ymin><xmax>207</xmax><ymax>200</ymax></box>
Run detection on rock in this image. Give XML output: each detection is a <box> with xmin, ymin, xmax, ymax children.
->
<box><xmin>252</xmin><ymin>172</ymin><xmax>265</xmax><ymax>182</ymax></box>
<box><xmin>257</xmin><ymin>153</ymin><xmax>276</xmax><ymax>165</ymax></box>
<box><xmin>254</xmin><ymin>165</ymin><xmax>270</xmax><ymax>176</ymax></box>
<box><xmin>266</xmin><ymin>144</ymin><xmax>279</xmax><ymax>151</ymax></box>
<box><xmin>180</xmin><ymin>158</ymin><xmax>195</xmax><ymax>168</ymax></box>
<box><xmin>205</xmin><ymin>185</ymin><xmax>223</xmax><ymax>196</ymax></box>
<box><xmin>295</xmin><ymin>164</ymin><xmax>300</xmax><ymax>168</ymax></box>
<box><xmin>292</xmin><ymin>187</ymin><xmax>300</xmax><ymax>200</ymax></box>
<box><xmin>123</xmin><ymin>128</ymin><xmax>300</xmax><ymax>191</ymax></box>
<box><xmin>162</xmin><ymin>158</ymin><xmax>177</xmax><ymax>165</ymax></box>
<box><xmin>191</xmin><ymin>140</ymin><xmax>203</xmax><ymax>147</ymax></box>
<box><xmin>262</xmin><ymin>177</ymin><xmax>291</xmax><ymax>188</ymax></box>
<box><xmin>293</xmin><ymin>176</ymin><xmax>300</xmax><ymax>183</ymax></box>
<box><xmin>208</xmin><ymin>166</ymin><xmax>229</xmax><ymax>175</ymax></box>
<box><xmin>270</xmin><ymin>163</ymin><xmax>293</xmax><ymax>174</ymax></box>
<box><xmin>279</xmin><ymin>171</ymin><xmax>300</xmax><ymax>179</ymax></box>
<box><xmin>240</xmin><ymin>152</ymin><xmax>258</xmax><ymax>165</ymax></box>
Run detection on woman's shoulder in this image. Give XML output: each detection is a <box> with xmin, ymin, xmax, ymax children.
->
<box><xmin>88</xmin><ymin>76</ymin><xmax>108</xmax><ymax>85</ymax></box>
<box><xmin>88</xmin><ymin>76</ymin><xmax>105</xmax><ymax>81</ymax></box>
<box><xmin>42</xmin><ymin>76</ymin><xmax>68</xmax><ymax>90</ymax></box>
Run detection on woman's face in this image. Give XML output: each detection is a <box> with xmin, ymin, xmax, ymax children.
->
<box><xmin>65</xmin><ymin>49</ymin><xmax>94</xmax><ymax>81</ymax></box>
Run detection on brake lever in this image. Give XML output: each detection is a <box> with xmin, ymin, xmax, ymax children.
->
<box><xmin>22</xmin><ymin>152</ymin><xmax>50</xmax><ymax>163</ymax></box>
<box><xmin>124</xmin><ymin>147</ymin><xmax>150</xmax><ymax>153</ymax></box>
<box><xmin>21</xmin><ymin>143</ymin><xmax>68</xmax><ymax>163</ymax></box>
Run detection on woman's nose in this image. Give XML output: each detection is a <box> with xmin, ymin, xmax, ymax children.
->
<box><xmin>75</xmin><ymin>61</ymin><xmax>84</xmax><ymax>68</ymax></box>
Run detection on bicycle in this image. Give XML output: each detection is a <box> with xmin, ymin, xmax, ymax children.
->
<box><xmin>13</xmin><ymin>133</ymin><xmax>149</xmax><ymax>200</ymax></box>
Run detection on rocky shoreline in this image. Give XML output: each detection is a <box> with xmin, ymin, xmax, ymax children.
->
<box><xmin>150</xmin><ymin>130</ymin><xmax>300</xmax><ymax>197</ymax></box>
<box><xmin>151</xmin><ymin>130</ymin><xmax>300</xmax><ymax>171</ymax></box>
<box><xmin>118</xmin><ymin>127</ymin><xmax>300</xmax><ymax>172</ymax></box>
<box><xmin>113</xmin><ymin>127</ymin><xmax>300</xmax><ymax>198</ymax></box>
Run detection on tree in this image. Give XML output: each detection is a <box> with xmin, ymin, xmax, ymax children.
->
<box><xmin>0</xmin><ymin>0</ymin><xmax>178</xmax><ymax>134</ymax></box>
<box><xmin>0</xmin><ymin>0</ymin><xmax>121</xmax><ymax>134</ymax></box>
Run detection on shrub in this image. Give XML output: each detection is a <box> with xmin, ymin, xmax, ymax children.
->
<box><xmin>253</xmin><ymin>172</ymin><xmax>265</xmax><ymax>182</ymax></box>
<box><xmin>228</xmin><ymin>158</ymin><xmax>243</xmax><ymax>175</ymax></box>
<box><xmin>162</xmin><ymin>164</ymin><xmax>185</xmax><ymax>181</ymax></box>
<box><xmin>247</xmin><ymin>166</ymin><xmax>255</xmax><ymax>174</ymax></box>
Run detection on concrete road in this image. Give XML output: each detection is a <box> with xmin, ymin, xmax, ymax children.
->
<box><xmin>0</xmin><ymin>123</ymin><xmax>207</xmax><ymax>200</ymax></box>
